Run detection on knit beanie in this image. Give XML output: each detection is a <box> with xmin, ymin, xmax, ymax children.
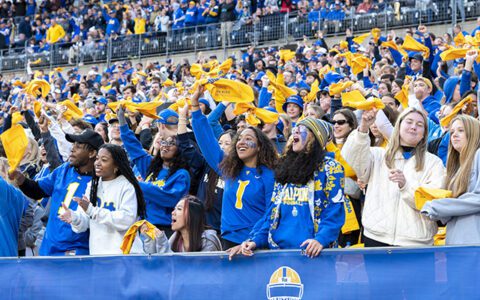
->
<box><xmin>298</xmin><ymin>117</ymin><xmax>330</xmax><ymax>149</ymax></box>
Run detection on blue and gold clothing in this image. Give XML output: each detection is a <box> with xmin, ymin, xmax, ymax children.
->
<box><xmin>191</xmin><ymin>110</ymin><xmax>275</xmax><ymax>244</ymax></box>
<box><xmin>0</xmin><ymin>177</ymin><xmax>26</xmax><ymax>257</ymax></box>
<box><xmin>120</xmin><ymin>125</ymin><xmax>190</xmax><ymax>226</ymax></box>
<box><xmin>37</xmin><ymin>163</ymin><xmax>91</xmax><ymax>255</ymax></box>
<box><xmin>250</xmin><ymin>156</ymin><xmax>345</xmax><ymax>249</ymax></box>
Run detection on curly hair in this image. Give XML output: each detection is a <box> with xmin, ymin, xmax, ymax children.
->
<box><xmin>275</xmin><ymin>133</ymin><xmax>326</xmax><ymax>185</ymax></box>
<box><xmin>219</xmin><ymin>126</ymin><xmax>277</xmax><ymax>179</ymax></box>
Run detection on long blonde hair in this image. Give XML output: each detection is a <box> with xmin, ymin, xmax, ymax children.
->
<box><xmin>384</xmin><ymin>107</ymin><xmax>428</xmax><ymax>171</ymax></box>
<box><xmin>446</xmin><ymin>115</ymin><xmax>480</xmax><ymax>197</ymax></box>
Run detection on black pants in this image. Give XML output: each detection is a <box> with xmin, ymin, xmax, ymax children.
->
<box><xmin>221</xmin><ymin>238</ymin><xmax>239</xmax><ymax>251</ymax></box>
<box><xmin>363</xmin><ymin>235</ymin><xmax>392</xmax><ymax>247</ymax></box>
<box><xmin>154</xmin><ymin>224</ymin><xmax>174</xmax><ymax>239</ymax></box>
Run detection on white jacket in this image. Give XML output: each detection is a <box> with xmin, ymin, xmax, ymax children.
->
<box><xmin>71</xmin><ymin>175</ymin><xmax>138</xmax><ymax>255</ymax></box>
<box><xmin>342</xmin><ymin>130</ymin><xmax>446</xmax><ymax>246</ymax></box>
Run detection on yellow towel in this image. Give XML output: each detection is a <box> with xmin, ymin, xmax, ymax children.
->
<box><xmin>121</xmin><ymin>220</ymin><xmax>157</xmax><ymax>254</ymax></box>
<box><xmin>0</xmin><ymin>125</ymin><xmax>28</xmax><ymax>174</ymax></box>
<box><xmin>414</xmin><ymin>187</ymin><xmax>452</xmax><ymax>210</ymax></box>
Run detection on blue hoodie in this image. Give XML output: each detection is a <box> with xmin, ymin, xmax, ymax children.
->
<box><xmin>443</xmin><ymin>76</ymin><xmax>460</xmax><ymax>104</ymax></box>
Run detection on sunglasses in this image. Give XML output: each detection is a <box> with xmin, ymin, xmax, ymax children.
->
<box><xmin>331</xmin><ymin>120</ymin><xmax>347</xmax><ymax>125</ymax></box>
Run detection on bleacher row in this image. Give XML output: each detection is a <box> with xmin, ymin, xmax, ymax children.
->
<box><xmin>0</xmin><ymin>0</ymin><xmax>478</xmax><ymax>73</ymax></box>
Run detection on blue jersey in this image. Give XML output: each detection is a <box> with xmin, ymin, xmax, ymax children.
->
<box><xmin>37</xmin><ymin>163</ymin><xmax>91</xmax><ymax>255</ymax></box>
<box><xmin>0</xmin><ymin>177</ymin><xmax>26</xmax><ymax>257</ymax></box>
<box><xmin>192</xmin><ymin>110</ymin><xmax>275</xmax><ymax>244</ymax></box>
<box><xmin>120</xmin><ymin>125</ymin><xmax>190</xmax><ymax>226</ymax></box>
<box><xmin>172</xmin><ymin>9</ymin><xmax>185</xmax><ymax>29</ymax></box>
<box><xmin>185</xmin><ymin>7</ymin><xmax>198</xmax><ymax>26</ymax></box>
<box><xmin>251</xmin><ymin>156</ymin><xmax>345</xmax><ymax>249</ymax></box>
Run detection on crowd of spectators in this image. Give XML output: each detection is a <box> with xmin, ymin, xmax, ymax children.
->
<box><xmin>0</xmin><ymin>0</ymin><xmax>455</xmax><ymax>56</ymax></box>
<box><xmin>1</xmin><ymin>19</ymin><xmax>480</xmax><ymax>259</ymax></box>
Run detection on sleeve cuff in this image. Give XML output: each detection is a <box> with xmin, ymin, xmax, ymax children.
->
<box><xmin>86</xmin><ymin>203</ymin><xmax>95</xmax><ymax>217</ymax></box>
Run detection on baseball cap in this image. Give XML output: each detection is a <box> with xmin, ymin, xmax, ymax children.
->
<box><xmin>65</xmin><ymin>129</ymin><xmax>104</xmax><ymax>150</ymax></box>
<box><xmin>156</xmin><ymin>109</ymin><xmax>179</xmax><ymax>125</ymax></box>
<box><xmin>415</xmin><ymin>76</ymin><xmax>433</xmax><ymax>90</ymax></box>
<box><xmin>94</xmin><ymin>96</ymin><xmax>107</xmax><ymax>105</ymax></box>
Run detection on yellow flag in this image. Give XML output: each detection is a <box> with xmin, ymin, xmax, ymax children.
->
<box><xmin>169</xmin><ymin>98</ymin><xmax>191</xmax><ymax>112</ymax></box>
<box><xmin>381</xmin><ymin>40</ymin><xmax>408</xmax><ymax>57</ymax></box>
<box><xmin>414</xmin><ymin>187</ymin><xmax>452</xmax><ymax>210</ymax></box>
<box><xmin>453</xmin><ymin>32</ymin><xmax>466</xmax><ymax>47</ymax></box>
<box><xmin>371</xmin><ymin>28</ymin><xmax>381</xmax><ymax>43</ymax></box>
<box><xmin>11</xmin><ymin>112</ymin><xmax>23</xmax><ymax>125</ymax></box>
<box><xmin>402</xmin><ymin>35</ymin><xmax>430</xmax><ymax>58</ymax></box>
<box><xmin>12</xmin><ymin>80</ymin><xmax>26</xmax><ymax>88</ymax></box>
<box><xmin>59</xmin><ymin>100</ymin><xmax>84</xmax><ymax>120</ymax></box>
<box><xmin>351</xmin><ymin>55</ymin><xmax>372</xmax><ymax>75</ymax></box>
<box><xmin>107</xmin><ymin>101</ymin><xmax>163</xmax><ymax>119</ymax></box>
<box><xmin>233</xmin><ymin>102</ymin><xmax>279</xmax><ymax>126</ymax></box>
<box><xmin>305</xmin><ymin>80</ymin><xmax>319</xmax><ymax>103</ymax></box>
<box><xmin>394</xmin><ymin>82</ymin><xmax>409</xmax><ymax>109</ymax></box>
<box><xmin>33</xmin><ymin>101</ymin><xmax>42</xmax><ymax>118</ymax></box>
<box><xmin>121</xmin><ymin>220</ymin><xmax>157</xmax><ymax>254</ymax></box>
<box><xmin>329</xmin><ymin>81</ymin><xmax>353</xmax><ymax>96</ymax></box>
<box><xmin>342</xmin><ymin>90</ymin><xmax>385</xmax><ymax>110</ymax></box>
<box><xmin>353</xmin><ymin>32</ymin><xmax>371</xmax><ymax>45</ymax></box>
<box><xmin>25</xmin><ymin>79</ymin><xmax>51</xmax><ymax>98</ymax></box>
<box><xmin>434</xmin><ymin>227</ymin><xmax>446</xmax><ymax>246</ymax></box>
<box><xmin>196</xmin><ymin>78</ymin><xmax>254</xmax><ymax>103</ymax></box>
<box><xmin>440</xmin><ymin>47</ymin><xmax>480</xmax><ymax>62</ymax></box>
<box><xmin>279</xmin><ymin>49</ymin><xmax>296</xmax><ymax>62</ymax></box>
<box><xmin>0</xmin><ymin>124</ymin><xmax>28</xmax><ymax>174</ymax></box>
<box><xmin>190</xmin><ymin>64</ymin><xmax>206</xmax><ymax>79</ymax></box>
<box><xmin>31</xmin><ymin>58</ymin><xmax>42</xmax><ymax>65</ymax></box>
<box><xmin>439</xmin><ymin>96</ymin><xmax>473</xmax><ymax>127</ymax></box>
<box><xmin>325</xmin><ymin>142</ymin><xmax>356</xmax><ymax>178</ymax></box>
<box><xmin>163</xmin><ymin>79</ymin><xmax>175</xmax><ymax>87</ymax></box>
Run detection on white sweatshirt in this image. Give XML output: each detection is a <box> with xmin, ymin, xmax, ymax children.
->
<box><xmin>71</xmin><ymin>175</ymin><xmax>138</xmax><ymax>255</ymax></box>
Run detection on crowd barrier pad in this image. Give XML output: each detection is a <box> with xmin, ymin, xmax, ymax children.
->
<box><xmin>1</xmin><ymin>246</ymin><xmax>478</xmax><ymax>299</ymax></box>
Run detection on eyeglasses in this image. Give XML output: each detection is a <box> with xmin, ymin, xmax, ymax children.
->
<box><xmin>160</xmin><ymin>140</ymin><xmax>176</xmax><ymax>147</ymax></box>
<box><xmin>331</xmin><ymin>120</ymin><xmax>348</xmax><ymax>126</ymax></box>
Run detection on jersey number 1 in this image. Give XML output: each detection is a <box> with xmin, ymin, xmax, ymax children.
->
<box><xmin>235</xmin><ymin>180</ymin><xmax>250</xmax><ymax>209</ymax></box>
<box><xmin>58</xmin><ymin>182</ymin><xmax>80</xmax><ymax>215</ymax></box>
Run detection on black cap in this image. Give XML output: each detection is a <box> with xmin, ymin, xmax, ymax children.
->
<box><xmin>65</xmin><ymin>129</ymin><xmax>104</xmax><ymax>150</ymax></box>
<box><xmin>409</xmin><ymin>53</ymin><xmax>424</xmax><ymax>62</ymax></box>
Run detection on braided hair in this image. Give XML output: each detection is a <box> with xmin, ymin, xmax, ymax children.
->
<box><xmin>90</xmin><ymin>144</ymin><xmax>146</xmax><ymax>219</ymax></box>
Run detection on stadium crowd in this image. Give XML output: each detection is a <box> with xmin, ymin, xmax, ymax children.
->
<box><xmin>0</xmin><ymin>0</ymin><xmax>448</xmax><ymax>53</ymax></box>
<box><xmin>1</xmin><ymin>19</ymin><xmax>480</xmax><ymax>258</ymax></box>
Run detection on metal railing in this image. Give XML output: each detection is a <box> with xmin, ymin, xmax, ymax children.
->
<box><xmin>0</xmin><ymin>0</ymin><xmax>478</xmax><ymax>74</ymax></box>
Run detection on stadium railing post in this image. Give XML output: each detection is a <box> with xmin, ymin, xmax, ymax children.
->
<box><xmin>138</xmin><ymin>34</ymin><xmax>142</xmax><ymax>63</ymax></box>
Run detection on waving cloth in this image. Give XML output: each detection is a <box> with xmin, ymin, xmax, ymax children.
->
<box><xmin>1</xmin><ymin>125</ymin><xmax>28</xmax><ymax>174</ymax></box>
<box><xmin>342</xmin><ymin>90</ymin><xmax>385</xmax><ymax>110</ymax></box>
<box><xmin>59</xmin><ymin>100</ymin><xmax>84</xmax><ymax>120</ymax></box>
<box><xmin>108</xmin><ymin>101</ymin><xmax>164</xmax><ymax>119</ymax></box>
<box><xmin>402</xmin><ymin>35</ymin><xmax>430</xmax><ymax>58</ymax></box>
<box><xmin>233</xmin><ymin>102</ymin><xmax>279</xmax><ymax>126</ymax></box>
<box><xmin>121</xmin><ymin>220</ymin><xmax>157</xmax><ymax>254</ymax></box>
<box><xmin>25</xmin><ymin>79</ymin><xmax>51</xmax><ymax>98</ymax></box>
<box><xmin>439</xmin><ymin>96</ymin><xmax>473</xmax><ymax>127</ymax></box>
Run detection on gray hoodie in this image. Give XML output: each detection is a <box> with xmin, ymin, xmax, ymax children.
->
<box><xmin>422</xmin><ymin>149</ymin><xmax>480</xmax><ymax>245</ymax></box>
